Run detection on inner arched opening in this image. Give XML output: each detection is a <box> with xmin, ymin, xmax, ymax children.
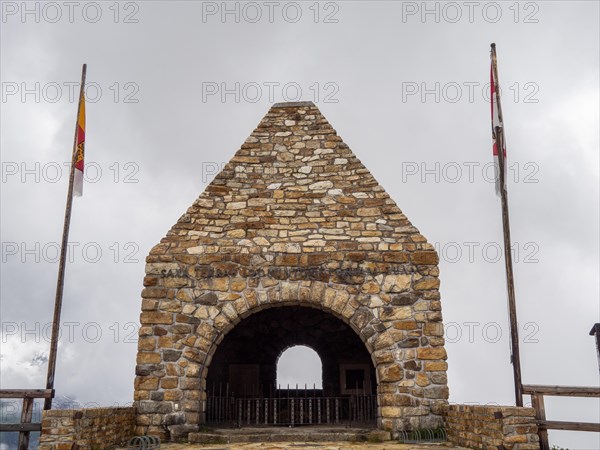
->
<box><xmin>277</xmin><ymin>345</ymin><xmax>323</xmax><ymax>389</ymax></box>
<box><xmin>205</xmin><ymin>305</ymin><xmax>378</xmax><ymax>426</ymax></box>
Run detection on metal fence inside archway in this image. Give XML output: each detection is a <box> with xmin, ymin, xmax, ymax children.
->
<box><xmin>205</xmin><ymin>384</ymin><xmax>377</xmax><ymax>427</ymax></box>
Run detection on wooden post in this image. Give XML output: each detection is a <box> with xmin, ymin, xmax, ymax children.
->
<box><xmin>44</xmin><ymin>64</ymin><xmax>87</xmax><ymax>410</ymax></box>
<box><xmin>531</xmin><ymin>393</ymin><xmax>550</xmax><ymax>450</ymax></box>
<box><xmin>491</xmin><ymin>43</ymin><xmax>523</xmax><ymax>407</ymax></box>
<box><xmin>17</xmin><ymin>396</ymin><xmax>34</xmax><ymax>450</ymax></box>
<box><xmin>497</xmin><ymin>128</ymin><xmax>524</xmax><ymax>406</ymax></box>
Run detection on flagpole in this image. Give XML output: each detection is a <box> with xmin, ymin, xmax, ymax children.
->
<box><xmin>44</xmin><ymin>63</ymin><xmax>87</xmax><ymax>410</ymax></box>
<box><xmin>491</xmin><ymin>43</ymin><xmax>523</xmax><ymax>407</ymax></box>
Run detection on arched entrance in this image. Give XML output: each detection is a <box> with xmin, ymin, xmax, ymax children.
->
<box><xmin>205</xmin><ymin>306</ymin><xmax>378</xmax><ymax>427</ymax></box>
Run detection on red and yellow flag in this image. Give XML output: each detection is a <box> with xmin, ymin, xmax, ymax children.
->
<box><xmin>73</xmin><ymin>93</ymin><xmax>85</xmax><ymax>196</ymax></box>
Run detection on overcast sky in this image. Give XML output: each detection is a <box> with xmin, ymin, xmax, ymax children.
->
<box><xmin>1</xmin><ymin>1</ymin><xmax>598</xmax><ymax>448</ymax></box>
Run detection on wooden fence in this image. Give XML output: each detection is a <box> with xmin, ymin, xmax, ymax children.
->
<box><xmin>522</xmin><ymin>384</ymin><xmax>600</xmax><ymax>450</ymax></box>
<box><xmin>0</xmin><ymin>389</ymin><xmax>54</xmax><ymax>450</ymax></box>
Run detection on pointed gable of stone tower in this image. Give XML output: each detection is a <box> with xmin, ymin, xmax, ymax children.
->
<box><xmin>161</xmin><ymin>101</ymin><xmax>430</xmax><ymax>265</ymax></box>
<box><xmin>137</xmin><ymin>102</ymin><xmax>448</xmax><ymax>441</ymax></box>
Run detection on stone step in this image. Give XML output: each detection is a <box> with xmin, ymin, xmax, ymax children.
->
<box><xmin>188</xmin><ymin>427</ymin><xmax>389</xmax><ymax>444</ymax></box>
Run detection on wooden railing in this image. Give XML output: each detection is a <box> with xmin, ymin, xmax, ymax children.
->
<box><xmin>522</xmin><ymin>384</ymin><xmax>600</xmax><ymax>450</ymax></box>
<box><xmin>0</xmin><ymin>389</ymin><xmax>54</xmax><ymax>450</ymax></box>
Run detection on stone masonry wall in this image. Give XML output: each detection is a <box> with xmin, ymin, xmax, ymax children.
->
<box><xmin>445</xmin><ymin>404</ymin><xmax>539</xmax><ymax>450</ymax></box>
<box><xmin>39</xmin><ymin>407</ymin><xmax>136</xmax><ymax>450</ymax></box>
<box><xmin>134</xmin><ymin>102</ymin><xmax>449</xmax><ymax>439</ymax></box>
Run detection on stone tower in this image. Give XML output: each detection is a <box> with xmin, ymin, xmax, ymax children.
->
<box><xmin>134</xmin><ymin>102</ymin><xmax>448</xmax><ymax>440</ymax></box>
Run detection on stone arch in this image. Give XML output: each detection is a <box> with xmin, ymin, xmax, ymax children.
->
<box><xmin>186</xmin><ymin>279</ymin><xmax>395</xmax><ymax>384</ymax></box>
<box><xmin>203</xmin><ymin>300</ymin><xmax>380</xmax><ymax>398</ymax></box>
<box><xmin>140</xmin><ymin>268</ymin><xmax>445</xmax><ymax>438</ymax></box>
<box><xmin>137</xmin><ymin>269</ymin><xmax>446</xmax><ymax>439</ymax></box>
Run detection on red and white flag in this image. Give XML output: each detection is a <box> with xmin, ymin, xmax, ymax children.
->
<box><xmin>491</xmin><ymin>60</ymin><xmax>506</xmax><ymax>197</ymax></box>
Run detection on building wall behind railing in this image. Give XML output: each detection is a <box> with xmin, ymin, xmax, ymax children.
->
<box><xmin>39</xmin><ymin>407</ymin><xmax>135</xmax><ymax>450</ymax></box>
<box><xmin>445</xmin><ymin>404</ymin><xmax>539</xmax><ymax>450</ymax></box>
